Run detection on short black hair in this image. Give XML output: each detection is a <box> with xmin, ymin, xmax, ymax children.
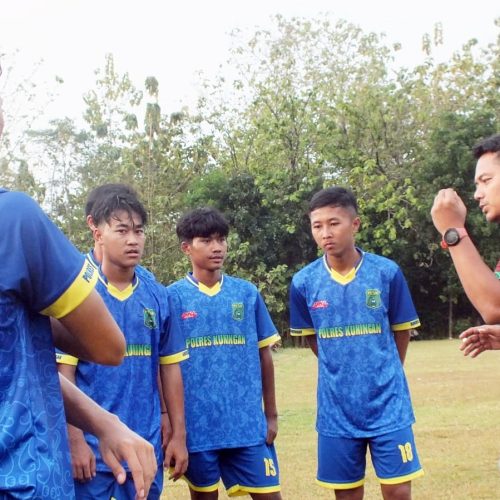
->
<box><xmin>176</xmin><ymin>207</ymin><xmax>229</xmax><ymax>242</ymax></box>
<box><xmin>308</xmin><ymin>187</ymin><xmax>358</xmax><ymax>214</ymax></box>
<box><xmin>472</xmin><ymin>133</ymin><xmax>500</xmax><ymax>160</ymax></box>
<box><xmin>85</xmin><ymin>183</ymin><xmax>139</xmax><ymax>217</ymax></box>
<box><xmin>90</xmin><ymin>184</ymin><xmax>147</xmax><ymax>226</ymax></box>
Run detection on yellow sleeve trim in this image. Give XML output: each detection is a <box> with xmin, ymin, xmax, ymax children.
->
<box><xmin>258</xmin><ymin>333</ymin><xmax>281</xmax><ymax>348</ymax></box>
<box><xmin>392</xmin><ymin>319</ymin><xmax>421</xmax><ymax>331</ymax></box>
<box><xmin>160</xmin><ymin>350</ymin><xmax>189</xmax><ymax>365</ymax></box>
<box><xmin>56</xmin><ymin>352</ymin><xmax>79</xmax><ymax>366</ymax></box>
<box><xmin>290</xmin><ymin>327</ymin><xmax>316</xmax><ymax>337</ymax></box>
<box><xmin>41</xmin><ymin>260</ymin><xmax>98</xmax><ymax>319</ymax></box>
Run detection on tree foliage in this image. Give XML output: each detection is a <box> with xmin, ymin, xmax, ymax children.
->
<box><xmin>2</xmin><ymin>16</ymin><xmax>499</xmax><ymax>340</ymax></box>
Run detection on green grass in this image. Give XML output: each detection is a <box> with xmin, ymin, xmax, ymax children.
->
<box><xmin>163</xmin><ymin>341</ymin><xmax>500</xmax><ymax>499</ymax></box>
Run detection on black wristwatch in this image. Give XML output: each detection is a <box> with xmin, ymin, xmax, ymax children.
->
<box><xmin>440</xmin><ymin>228</ymin><xmax>468</xmax><ymax>249</ymax></box>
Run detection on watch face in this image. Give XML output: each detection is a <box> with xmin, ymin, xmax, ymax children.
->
<box><xmin>444</xmin><ymin>228</ymin><xmax>460</xmax><ymax>246</ymax></box>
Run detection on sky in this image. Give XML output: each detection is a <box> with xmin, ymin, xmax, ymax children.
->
<box><xmin>1</xmin><ymin>0</ymin><xmax>499</xmax><ymax>125</ymax></box>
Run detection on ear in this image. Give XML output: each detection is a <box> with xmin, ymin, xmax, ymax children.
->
<box><xmin>86</xmin><ymin>215</ymin><xmax>96</xmax><ymax>230</ymax></box>
<box><xmin>181</xmin><ymin>241</ymin><xmax>192</xmax><ymax>256</ymax></box>
<box><xmin>94</xmin><ymin>225</ymin><xmax>104</xmax><ymax>246</ymax></box>
<box><xmin>352</xmin><ymin>216</ymin><xmax>361</xmax><ymax>233</ymax></box>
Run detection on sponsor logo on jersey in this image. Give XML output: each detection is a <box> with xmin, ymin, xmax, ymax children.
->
<box><xmin>312</xmin><ymin>300</ymin><xmax>329</xmax><ymax>310</ymax></box>
<box><xmin>143</xmin><ymin>308</ymin><xmax>157</xmax><ymax>329</ymax></box>
<box><xmin>181</xmin><ymin>310</ymin><xmax>198</xmax><ymax>320</ymax></box>
<box><xmin>232</xmin><ymin>302</ymin><xmax>244</xmax><ymax>321</ymax></box>
<box><xmin>366</xmin><ymin>289</ymin><xmax>382</xmax><ymax>309</ymax></box>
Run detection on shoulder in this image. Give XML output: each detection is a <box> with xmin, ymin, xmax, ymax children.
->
<box><xmin>292</xmin><ymin>257</ymin><xmax>323</xmax><ymax>285</ymax></box>
<box><xmin>167</xmin><ymin>277</ymin><xmax>186</xmax><ymax>292</ymax></box>
<box><xmin>136</xmin><ymin>265</ymin><xmax>156</xmax><ymax>282</ymax></box>
<box><xmin>223</xmin><ymin>275</ymin><xmax>259</xmax><ymax>294</ymax></box>
<box><xmin>0</xmin><ymin>190</ymin><xmax>45</xmax><ymax>219</ymax></box>
<box><xmin>362</xmin><ymin>251</ymin><xmax>400</xmax><ymax>275</ymax></box>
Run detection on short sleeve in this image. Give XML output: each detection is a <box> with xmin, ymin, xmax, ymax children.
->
<box><xmin>388</xmin><ymin>267</ymin><xmax>421</xmax><ymax>331</ymax></box>
<box><xmin>254</xmin><ymin>292</ymin><xmax>280</xmax><ymax>348</ymax></box>
<box><xmin>289</xmin><ymin>278</ymin><xmax>315</xmax><ymax>336</ymax></box>
<box><xmin>0</xmin><ymin>191</ymin><xmax>97</xmax><ymax>316</ymax></box>
<box><xmin>159</xmin><ymin>286</ymin><xmax>189</xmax><ymax>365</ymax></box>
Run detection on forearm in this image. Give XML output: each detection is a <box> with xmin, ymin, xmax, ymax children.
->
<box><xmin>59</xmin><ymin>373</ymin><xmax>120</xmax><ymax>437</ymax></box>
<box><xmin>447</xmin><ymin>239</ymin><xmax>500</xmax><ymax>323</ymax></box>
<box><xmin>393</xmin><ymin>330</ymin><xmax>411</xmax><ymax>364</ymax></box>
<box><xmin>160</xmin><ymin>364</ymin><xmax>186</xmax><ymax>438</ymax></box>
<box><xmin>306</xmin><ymin>335</ymin><xmax>319</xmax><ymax>357</ymax></box>
<box><xmin>259</xmin><ymin>347</ymin><xmax>278</xmax><ymax>418</ymax></box>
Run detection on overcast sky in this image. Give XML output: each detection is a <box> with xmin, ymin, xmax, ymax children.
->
<box><xmin>1</xmin><ymin>0</ymin><xmax>499</xmax><ymax>123</ymax></box>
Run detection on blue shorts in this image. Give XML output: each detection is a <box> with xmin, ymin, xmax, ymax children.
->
<box><xmin>184</xmin><ymin>443</ymin><xmax>281</xmax><ymax>497</ymax></box>
<box><xmin>74</xmin><ymin>468</ymin><xmax>163</xmax><ymax>500</ymax></box>
<box><xmin>317</xmin><ymin>426</ymin><xmax>424</xmax><ymax>490</ymax></box>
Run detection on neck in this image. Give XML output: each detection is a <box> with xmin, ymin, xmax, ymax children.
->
<box><xmin>326</xmin><ymin>247</ymin><xmax>360</xmax><ymax>275</ymax></box>
<box><xmin>192</xmin><ymin>268</ymin><xmax>221</xmax><ymax>288</ymax></box>
<box><xmin>102</xmin><ymin>261</ymin><xmax>135</xmax><ymax>290</ymax></box>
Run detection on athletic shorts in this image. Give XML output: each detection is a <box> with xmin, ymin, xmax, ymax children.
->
<box><xmin>184</xmin><ymin>443</ymin><xmax>281</xmax><ymax>497</ymax></box>
<box><xmin>74</xmin><ymin>468</ymin><xmax>163</xmax><ymax>500</ymax></box>
<box><xmin>317</xmin><ymin>426</ymin><xmax>424</xmax><ymax>490</ymax></box>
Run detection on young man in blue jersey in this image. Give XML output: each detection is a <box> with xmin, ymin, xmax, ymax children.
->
<box><xmin>431</xmin><ymin>133</ymin><xmax>500</xmax><ymax>356</ymax></box>
<box><xmin>57</xmin><ymin>186</ymin><xmax>189</xmax><ymax>499</ymax></box>
<box><xmin>0</xmin><ymin>64</ymin><xmax>158</xmax><ymax>499</ymax></box>
<box><xmin>85</xmin><ymin>183</ymin><xmax>156</xmax><ymax>282</ymax></box>
<box><xmin>290</xmin><ymin>187</ymin><xmax>423</xmax><ymax>500</ymax></box>
<box><xmin>169</xmin><ymin>207</ymin><xmax>282</xmax><ymax>499</ymax></box>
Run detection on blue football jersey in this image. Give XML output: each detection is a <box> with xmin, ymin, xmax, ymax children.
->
<box><xmin>0</xmin><ymin>189</ymin><xmax>97</xmax><ymax>498</ymax></box>
<box><xmin>290</xmin><ymin>251</ymin><xmax>420</xmax><ymax>438</ymax></box>
<box><xmin>57</xmin><ymin>268</ymin><xmax>188</xmax><ymax>470</ymax></box>
<box><xmin>168</xmin><ymin>274</ymin><xmax>280</xmax><ymax>452</ymax></box>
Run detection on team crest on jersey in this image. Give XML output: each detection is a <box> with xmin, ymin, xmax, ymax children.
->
<box><xmin>232</xmin><ymin>303</ymin><xmax>244</xmax><ymax>321</ymax></box>
<box><xmin>143</xmin><ymin>308</ymin><xmax>157</xmax><ymax>329</ymax></box>
<box><xmin>366</xmin><ymin>289</ymin><xmax>382</xmax><ymax>309</ymax></box>
<box><xmin>312</xmin><ymin>300</ymin><xmax>329</xmax><ymax>310</ymax></box>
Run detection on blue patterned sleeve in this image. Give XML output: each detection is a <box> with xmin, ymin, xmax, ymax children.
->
<box><xmin>388</xmin><ymin>267</ymin><xmax>421</xmax><ymax>331</ymax></box>
<box><xmin>159</xmin><ymin>286</ymin><xmax>189</xmax><ymax>364</ymax></box>
<box><xmin>289</xmin><ymin>277</ymin><xmax>315</xmax><ymax>336</ymax></box>
<box><xmin>254</xmin><ymin>292</ymin><xmax>280</xmax><ymax>348</ymax></box>
<box><xmin>2</xmin><ymin>191</ymin><xmax>95</xmax><ymax>315</ymax></box>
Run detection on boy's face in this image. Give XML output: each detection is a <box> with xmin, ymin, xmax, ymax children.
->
<box><xmin>474</xmin><ymin>152</ymin><xmax>500</xmax><ymax>223</ymax></box>
<box><xmin>309</xmin><ymin>205</ymin><xmax>360</xmax><ymax>259</ymax></box>
<box><xmin>181</xmin><ymin>234</ymin><xmax>227</xmax><ymax>273</ymax></box>
<box><xmin>95</xmin><ymin>209</ymin><xmax>145</xmax><ymax>269</ymax></box>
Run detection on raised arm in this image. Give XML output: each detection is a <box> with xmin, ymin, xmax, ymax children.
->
<box><xmin>431</xmin><ymin>188</ymin><xmax>500</xmax><ymax>323</ymax></box>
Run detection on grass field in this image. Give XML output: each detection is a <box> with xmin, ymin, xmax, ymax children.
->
<box><xmin>163</xmin><ymin>340</ymin><xmax>500</xmax><ymax>499</ymax></box>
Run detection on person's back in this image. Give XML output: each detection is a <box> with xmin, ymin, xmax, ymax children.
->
<box><xmin>169</xmin><ymin>207</ymin><xmax>282</xmax><ymax>499</ymax></box>
<box><xmin>0</xmin><ymin>189</ymin><xmax>98</xmax><ymax>497</ymax></box>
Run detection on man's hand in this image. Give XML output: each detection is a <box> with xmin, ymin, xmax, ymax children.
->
<box><xmin>265</xmin><ymin>413</ymin><xmax>278</xmax><ymax>445</ymax></box>
<box><xmin>97</xmin><ymin>416</ymin><xmax>157</xmax><ymax>499</ymax></box>
<box><xmin>68</xmin><ymin>426</ymin><xmax>96</xmax><ymax>482</ymax></box>
<box><xmin>431</xmin><ymin>188</ymin><xmax>467</xmax><ymax>234</ymax></box>
<box><xmin>164</xmin><ymin>435</ymin><xmax>188</xmax><ymax>481</ymax></box>
<box><xmin>460</xmin><ymin>325</ymin><xmax>500</xmax><ymax>357</ymax></box>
